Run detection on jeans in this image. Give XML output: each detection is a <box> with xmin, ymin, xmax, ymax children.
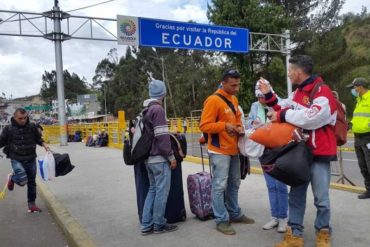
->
<box><xmin>354</xmin><ymin>135</ymin><xmax>370</xmax><ymax>191</ymax></box>
<box><xmin>210</xmin><ymin>153</ymin><xmax>242</xmax><ymax>224</ymax></box>
<box><xmin>288</xmin><ymin>161</ymin><xmax>331</xmax><ymax>236</ymax></box>
<box><xmin>11</xmin><ymin>159</ymin><xmax>37</xmax><ymax>203</ymax></box>
<box><xmin>264</xmin><ymin>173</ymin><xmax>288</xmax><ymax>219</ymax></box>
<box><xmin>141</xmin><ymin>162</ymin><xmax>171</xmax><ymax>231</ymax></box>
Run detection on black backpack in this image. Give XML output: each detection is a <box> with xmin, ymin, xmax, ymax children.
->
<box><xmin>123</xmin><ymin>105</ymin><xmax>155</xmax><ymax>165</ymax></box>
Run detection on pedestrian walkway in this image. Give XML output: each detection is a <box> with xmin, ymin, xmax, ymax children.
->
<box><xmin>31</xmin><ymin>143</ymin><xmax>370</xmax><ymax>247</ymax></box>
<box><xmin>0</xmin><ymin>158</ymin><xmax>68</xmax><ymax>247</ymax></box>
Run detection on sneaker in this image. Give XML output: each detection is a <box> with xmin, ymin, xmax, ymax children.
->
<box><xmin>28</xmin><ymin>203</ymin><xmax>42</xmax><ymax>213</ymax></box>
<box><xmin>263</xmin><ymin>217</ymin><xmax>278</xmax><ymax>230</ymax></box>
<box><xmin>153</xmin><ymin>224</ymin><xmax>178</xmax><ymax>234</ymax></box>
<box><xmin>141</xmin><ymin>228</ymin><xmax>153</xmax><ymax>236</ymax></box>
<box><xmin>316</xmin><ymin>229</ymin><xmax>331</xmax><ymax>247</ymax></box>
<box><xmin>275</xmin><ymin>227</ymin><xmax>304</xmax><ymax>247</ymax></box>
<box><xmin>230</xmin><ymin>215</ymin><xmax>255</xmax><ymax>224</ymax></box>
<box><xmin>216</xmin><ymin>222</ymin><xmax>236</xmax><ymax>235</ymax></box>
<box><xmin>277</xmin><ymin>218</ymin><xmax>288</xmax><ymax>233</ymax></box>
<box><xmin>7</xmin><ymin>174</ymin><xmax>14</xmax><ymax>191</ymax></box>
<box><xmin>358</xmin><ymin>191</ymin><xmax>370</xmax><ymax>199</ymax></box>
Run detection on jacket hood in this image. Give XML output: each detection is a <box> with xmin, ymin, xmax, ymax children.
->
<box><xmin>143</xmin><ymin>99</ymin><xmax>161</xmax><ymax>107</ymax></box>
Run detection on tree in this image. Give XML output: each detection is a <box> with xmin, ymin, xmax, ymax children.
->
<box><xmin>40</xmin><ymin>70</ymin><xmax>91</xmax><ymax>103</ymax></box>
<box><xmin>207</xmin><ymin>0</ymin><xmax>291</xmax><ymax>109</ymax></box>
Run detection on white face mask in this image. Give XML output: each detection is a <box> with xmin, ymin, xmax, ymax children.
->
<box><xmin>351</xmin><ymin>88</ymin><xmax>359</xmax><ymax>97</ymax></box>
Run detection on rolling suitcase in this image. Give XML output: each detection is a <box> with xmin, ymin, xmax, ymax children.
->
<box><xmin>187</xmin><ymin>144</ymin><xmax>213</xmax><ymax>220</ymax></box>
<box><xmin>134</xmin><ymin>161</ymin><xmax>187</xmax><ymax>224</ymax></box>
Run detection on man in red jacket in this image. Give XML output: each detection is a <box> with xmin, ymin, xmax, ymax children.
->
<box><xmin>259</xmin><ymin>55</ymin><xmax>337</xmax><ymax>247</ymax></box>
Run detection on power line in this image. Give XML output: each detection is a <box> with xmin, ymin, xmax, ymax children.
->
<box><xmin>0</xmin><ymin>0</ymin><xmax>116</xmax><ymax>23</ymax></box>
<box><xmin>66</xmin><ymin>0</ymin><xmax>116</xmax><ymax>13</ymax></box>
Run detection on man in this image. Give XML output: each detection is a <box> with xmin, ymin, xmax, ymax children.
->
<box><xmin>200</xmin><ymin>69</ymin><xmax>255</xmax><ymax>235</ymax></box>
<box><xmin>346</xmin><ymin>78</ymin><xmax>370</xmax><ymax>199</ymax></box>
<box><xmin>141</xmin><ymin>80</ymin><xmax>178</xmax><ymax>235</ymax></box>
<box><xmin>259</xmin><ymin>55</ymin><xmax>337</xmax><ymax>247</ymax></box>
<box><xmin>182</xmin><ymin>118</ymin><xmax>187</xmax><ymax>134</ymax></box>
<box><xmin>0</xmin><ymin>108</ymin><xmax>50</xmax><ymax>212</ymax></box>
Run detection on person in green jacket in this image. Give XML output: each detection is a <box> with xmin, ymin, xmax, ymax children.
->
<box><xmin>347</xmin><ymin>77</ymin><xmax>370</xmax><ymax>199</ymax></box>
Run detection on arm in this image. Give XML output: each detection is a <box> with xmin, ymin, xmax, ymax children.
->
<box><xmin>33</xmin><ymin>124</ymin><xmax>50</xmax><ymax>151</ymax></box>
<box><xmin>150</xmin><ymin>106</ymin><xmax>175</xmax><ymax>162</ymax></box>
<box><xmin>246</xmin><ymin>102</ymin><xmax>258</xmax><ymax>128</ymax></box>
<box><xmin>199</xmin><ymin>96</ymin><xmax>226</xmax><ymax>134</ymax></box>
<box><xmin>277</xmin><ymin>88</ymin><xmax>336</xmax><ymax>130</ymax></box>
<box><xmin>0</xmin><ymin>126</ymin><xmax>9</xmax><ymax>148</ymax></box>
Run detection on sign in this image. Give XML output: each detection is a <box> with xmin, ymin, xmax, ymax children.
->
<box><xmin>117</xmin><ymin>15</ymin><xmax>249</xmax><ymax>53</ymax></box>
<box><xmin>117</xmin><ymin>15</ymin><xmax>139</xmax><ymax>46</ymax></box>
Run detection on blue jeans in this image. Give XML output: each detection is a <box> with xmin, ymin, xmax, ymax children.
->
<box><xmin>210</xmin><ymin>153</ymin><xmax>242</xmax><ymax>224</ymax></box>
<box><xmin>141</xmin><ymin>162</ymin><xmax>171</xmax><ymax>231</ymax></box>
<box><xmin>289</xmin><ymin>161</ymin><xmax>331</xmax><ymax>236</ymax></box>
<box><xmin>11</xmin><ymin>159</ymin><xmax>37</xmax><ymax>203</ymax></box>
<box><xmin>264</xmin><ymin>173</ymin><xmax>288</xmax><ymax>219</ymax></box>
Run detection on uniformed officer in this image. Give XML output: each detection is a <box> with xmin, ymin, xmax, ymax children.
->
<box><xmin>347</xmin><ymin>77</ymin><xmax>370</xmax><ymax>199</ymax></box>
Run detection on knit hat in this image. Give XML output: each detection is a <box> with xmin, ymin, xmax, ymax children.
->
<box><xmin>149</xmin><ymin>80</ymin><xmax>167</xmax><ymax>99</ymax></box>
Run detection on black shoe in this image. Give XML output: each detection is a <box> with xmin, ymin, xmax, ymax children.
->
<box><xmin>154</xmin><ymin>224</ymin><xmax>178</xmax><ymax>234</ymax></box>
<box><xmin>358</xmin><ymin>191</ymin><xmax>370</xmax><ymax>199</ymax></box>
<box><xmin>141</xmin><ymin>228</ymin><xmax>153</xmax><ymax>236</ymax></box>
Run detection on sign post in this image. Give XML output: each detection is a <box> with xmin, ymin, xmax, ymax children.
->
<box><xmin>117</xmin><ymin>15</ymin><xmax>249</xmax><ymax>53</ymax></box>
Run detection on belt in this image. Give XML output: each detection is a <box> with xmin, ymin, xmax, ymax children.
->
<box><xmin>354</xmin><ymin>132</ymin><xmax>370</xmax><ymax>138</ymax></box>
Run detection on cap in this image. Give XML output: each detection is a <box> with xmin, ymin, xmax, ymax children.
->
<box><xmin>346</xmin><ymin>77</ymin><xmax>369</xmax><ymax>88</ymax></box>
<box><xmin>222</xmin><ymin>69</ymin><xmax>240</xmax><ymax>81</ymax></box>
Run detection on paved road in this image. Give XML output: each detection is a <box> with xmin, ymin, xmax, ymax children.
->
<box><xmin>0</xmin><ymin>157</ymin><xmax>68</xmax><ymax>247</ymax></box>
<box><xmin>40</xmin><ymin>143</ymin><xmax>370</xmax><ymax>247</ymax></box>
<box><xmin>185</xmin><ymin>134</ymin><xmax>365</xmax><ymax>187</ymax></box>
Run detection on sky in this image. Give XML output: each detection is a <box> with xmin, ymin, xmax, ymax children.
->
<box><xmin>0</xmin><ymin>0</ymin><xmax>368</xmax><ymax>99</ymax></box>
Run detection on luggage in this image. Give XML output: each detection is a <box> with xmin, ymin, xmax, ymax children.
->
<box><xmin>187</xmin><ymin>144</ymin><xmax>213</xmax><ymax>220</ymax></box>
<box><xmin>134</xmin><ymin>161</ymin><xmax>186</xmax><ymax>224</ymax></box>
<box><xmin>259</xmin><ymin>141</ymin><xmax>313</xmax><ymax>186</ymax></box>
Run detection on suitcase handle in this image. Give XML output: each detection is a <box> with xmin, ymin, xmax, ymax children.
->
<box><xmin>200</xmin><ymin>143</ymin><xmax>212</xmax><ymax>176</ymax></box>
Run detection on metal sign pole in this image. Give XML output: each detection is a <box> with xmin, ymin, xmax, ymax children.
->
<box><xmin>53</xmin><ymin>2</ymin><xmax>68</xmax><ymax>145</ymax></box>
<box><xmin>285</xmin><ymin>30</ymin><xmax>292</xmax><ymax>95</ymax></box>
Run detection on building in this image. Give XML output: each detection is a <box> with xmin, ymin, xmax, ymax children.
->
<box><xmin>77</xmin><ymin>94</ymin><xmax>101</xmax><ymax>116</ymax></box>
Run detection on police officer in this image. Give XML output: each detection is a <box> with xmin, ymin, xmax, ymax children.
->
<box><xmin>347</xmin><ymin>78</ymin><xmax>370</xmax><ymax>199</ymax></box>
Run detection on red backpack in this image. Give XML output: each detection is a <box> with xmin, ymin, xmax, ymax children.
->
<box><xmin>310</xmin><ymin>83</ymin><xmax>348</xmax><ymax>146</ymax></box>
<box><xmin>334</xmin><ymin>99</ymin><xmax>348</xmax><ymax>146</ymax></box>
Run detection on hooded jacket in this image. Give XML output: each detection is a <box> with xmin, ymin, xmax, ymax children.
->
<box><xmin>0</xmin><ymin>117</ymin><xmax>44</xmax><ymax>161</ymax></box>
<box><xmin>264</xmin><ymin>75</ymin><xmax>337</xmax><ymax>162</ymax></box>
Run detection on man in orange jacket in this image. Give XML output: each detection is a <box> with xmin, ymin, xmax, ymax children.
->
<box><xmin>200</xmin><ymin>69</ymin><xmax>255</xmax><ymax>235</ymax></box>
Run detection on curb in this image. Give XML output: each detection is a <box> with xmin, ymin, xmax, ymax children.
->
<box><xmin>37</xmin><ymin>177</ymin><xmax>98</xmax><ymax>247</ymax></box>
<box><xmin>184</xmin><ymin>156</ymin><xmax>366</xmax><ymax>194</ymax></box>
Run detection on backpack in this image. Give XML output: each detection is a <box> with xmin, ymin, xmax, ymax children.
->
<box><xmin>310</xmin><ymin>82</ymin><xmax>348</xmax><ymax>146</ymax></box>
<box><xmin>170</xmin><ymin>133</ymin><xmax>187</xmax><ymax>162</ymax></box>
<box><xmin>123</xmin><ymin>105</ymin><xmax>155</xmax><ymax>166</ymax></box>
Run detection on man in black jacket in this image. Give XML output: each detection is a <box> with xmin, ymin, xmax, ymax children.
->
<box><xmin>0</xmin><ymin>108</ymin><xmax>50</xmax><ymax>212</ymax></box>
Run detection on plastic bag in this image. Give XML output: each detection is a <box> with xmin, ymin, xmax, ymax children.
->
<box><xmin>238</xmin><ymin>129</ymin><xmax>265</xmax><ymax>158</ymax></box>
<box><xmin>39</xmin><ymin>152</ymin><xmax>56</xmax><ymax>181</ymax></box>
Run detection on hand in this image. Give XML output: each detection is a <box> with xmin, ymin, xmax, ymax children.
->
<box><xmin>258</xmin><ymin>79</ymin><xmax>272</xmax><ymax>94</ymax></box>
<box><xmin>267</xmin><ymin>111</ymin><xmax>278</xmax><ymax>122</ymax></box>
<box><xmin>236</xmin><ymin>126</ymin><xmax>245</xmax><ymax>136</ymax></box>
<box><xmin>42</xmin><ymin>143</ymin><xmax>51</xmax><ymax>152</ymax></box>
<box><xmin>170</xmin><ymin>160</ymin><xmax>177</xmax><ymax>170</ymax></box>
<box><xmin>225</xmin><ymin>123</ymin><xmax>239</xmax><ymax>136</ymax></box>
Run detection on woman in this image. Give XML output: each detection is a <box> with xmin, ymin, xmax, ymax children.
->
<box><xmin>247</xmin><ymin>81</ymin><xmax>288</xmax><ymax>233</ymax></box>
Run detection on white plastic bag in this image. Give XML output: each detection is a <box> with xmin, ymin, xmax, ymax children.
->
<box><xmin>238</xmin><ymin>129</ymin><xmax>265</xmax><ymax>158</ymax></box>
<box><xmin>39</xmin><ymin>152</ymin><xmax>55</xmax><ymax>181</ymax></box>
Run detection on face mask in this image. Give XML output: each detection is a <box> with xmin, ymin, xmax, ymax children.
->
<box><xmin>351</xmin><ymin>88</ymin><xmax>359</xmax><ymax>97</ymax></box>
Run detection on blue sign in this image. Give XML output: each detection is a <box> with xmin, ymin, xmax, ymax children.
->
<box><xmin>139</xmin><ymin>18</ymin><xmax>249</xmax><ymax>53</ymax></box>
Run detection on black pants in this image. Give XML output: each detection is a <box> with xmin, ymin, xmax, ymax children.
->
<box><xmin>354</xmin><ymin>134</ymin><xmax>370</xmax><ymax>191</ymax></box>
<box><xmin>11</xmin><ymin>159</ymin><xmax>37</xmax><ymax>203</ymax></box>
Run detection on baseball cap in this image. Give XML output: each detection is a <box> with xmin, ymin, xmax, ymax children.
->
<box><xmin>346</xmin><ymin>77</ymin><xmax>369</xmax><ymax>88</ymax></box>
<box><xmin>222</xmin><ymin>69</ymin><xmax>240</xmax><ymax>81</ymax></box>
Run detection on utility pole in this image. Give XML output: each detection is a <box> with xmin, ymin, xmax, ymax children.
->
<box><xmin>52</xmin><ymin>0</ymin><xmax>68</xmax><ymax>145</ymax></box>
<box><xmin>160</xmin><ymin>56</ymin><xmax>168</xmax><ymax>118</ymax></box>
<box><xmin>285</xmin><ymin>30</ymin><xmax>292</xmax><ymax>95</ymax></box>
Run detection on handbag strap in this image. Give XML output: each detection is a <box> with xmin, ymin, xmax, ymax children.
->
<box><xmin>214</xmin><ymin>93</ymin><xmax>237</xmax><ymax>115</ymax></box>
